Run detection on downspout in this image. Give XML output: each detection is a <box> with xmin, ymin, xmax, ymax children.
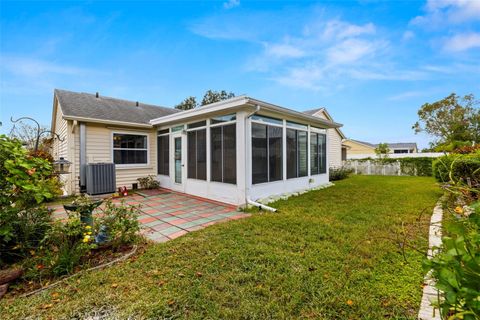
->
<box><xmin>79</xmin><ymin>122</ymin><xmax>86</xmax><ymax>193</ymax></box>
<box><xmin>243</xmin><ymin>105</ymin><xmax>277</xmax><ymax>213</ymax></box>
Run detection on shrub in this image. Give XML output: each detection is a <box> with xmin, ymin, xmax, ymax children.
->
<box><xmin>0</xmin><ymin>206</ymin><xmax>53</xmax><ymax>266</ymax></box>
<box><xmin>329</xmin><ymin>166</ymin><xmax>353</xmax><ymax>181</ymax></box>
<box><xmin>433</xmin><ymin>152</ymin><xmax>480</xmax><ymax>186</ymax></box>
<box><xmin>42</xmin><ymin>217</ymin><xmax>96</xmax><ymax>277</ymax></box>
<box><xmin>96</xmin><ymin>200</ymin><xmax>140</xmax><ymax>248</ymax></box>
<box><xmin>424</xmin><ymin>203</ymin><xmax>480</xmax><ymax>319</ymax></box>
<box><xmin>0</xmin><ymin>134</ymin><xmax>61</xmax><ymax>207</ymax></box>
<box><xmin>137</xmin><ymin>175</ymin><xmax>160</xmax><ymax>189</ymax></box>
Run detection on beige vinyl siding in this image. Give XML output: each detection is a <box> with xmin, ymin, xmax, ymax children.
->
<box><xmin>52</xmin><ymin>101</ymin><xmax>77</xmax><ymax>194</ymax></box>
<box><xmin>342</xmin><ymin>140</ymin><xmax>376</xmax><ymax>155</ymax></box>
<box><xmin>85</xmin><ymin>123</ymin><xmax>157</xmax><ymax>189</ymax></box>
<box><xmin>315</xmin><ymin>110</ymin><xmax>343</xmax><ymax>168</ymax></box>
<box><xmin>327</xmin><ymin>129</ymin><xmax>342</xmax><ymax>168</ymax></box>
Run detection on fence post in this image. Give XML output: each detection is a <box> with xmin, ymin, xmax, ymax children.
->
<box><xmin>398</xmin><ymin>161</ymin><xmax>401</xmax><ymax>176</ymax></box>
<box><xmin>367</xmin><ymin>160</ymin><xmax>371</xmax><ymax>175</ymax></box>
<box><xmin>354</xmin><ymin>161</ymin><xmax>358</xmax><ymax>174</ymax></box>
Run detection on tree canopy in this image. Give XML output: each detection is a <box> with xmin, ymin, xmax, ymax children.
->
<box><xmin>413</xmin><ymin>93</ymin><xmax>479</xmax><ymax>151</ymax></box>
<box><xmin>375</xmin><ymin>143</ymin><xmax>390</xmax><ymax>159</ymax></box>
<box><xmin>175</xmin><ymin>90</ymin><xmax>235</xmax><ymax>110</ymax></box>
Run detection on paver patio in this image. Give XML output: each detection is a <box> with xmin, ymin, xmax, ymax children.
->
<box><xmin>49</xmin><ymin>189</ymin><xmax>250</xmax><ymax>242</ymax></box>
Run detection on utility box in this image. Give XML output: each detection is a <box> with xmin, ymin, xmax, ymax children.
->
<box><xmin>85</xmin><ymin>163</ymin><xmax>116</xmax><ymax>195</ymax></box>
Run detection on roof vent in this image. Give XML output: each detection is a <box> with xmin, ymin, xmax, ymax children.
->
<box><xmin>136</xmin><ymin>101</ymin><xmax>139</xmax><ymax>107</ymax></box>
<box><xmin>96</xmin><ymin>92</ymin><xmax>99</xmax><ymax>98</ymax></box>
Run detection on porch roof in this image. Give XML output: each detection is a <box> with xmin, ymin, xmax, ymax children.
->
<box><xmin>150</xmin><ymin>95</ymin><xmax>343</xmax><ymax>129</ymax></box>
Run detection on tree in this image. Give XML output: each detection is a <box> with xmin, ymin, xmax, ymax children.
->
<box><xmin>175</xmin><ymin>96</ymin><xmax>197</xmax><ymax>111</ymax></box>
<box><xmin>413</xmin><ymin>93</ymin><xmax>480</xmax><ymax>151</ymax></box>
<box><xmin>9</xmin><ymin>121</ymin><xmax>52</xmax><ymax>152</ymax></box>
<box><xmin>200</xmin><ymin>90</ymin><xmax>235</xmax><ymax>106</ymax></box>
<box><xmin>174</xmin><ymin>90</ymin><xmax>235</xmax><ymax>111</ymax></box>
<box><xmin>375</xmin><ymin>143</ymin><xmax>390</xmax><ymax>159</ymax></box>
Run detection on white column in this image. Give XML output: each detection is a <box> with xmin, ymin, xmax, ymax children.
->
<box><xmin>236</xmin><ymin>111</ymin><xmax>247</xmax><ymax>204</ymax></box>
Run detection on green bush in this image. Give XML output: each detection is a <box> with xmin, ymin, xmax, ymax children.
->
<box><xmin>0</xmin><ymin>206</ymin><xmax>53</xmax><ymax>266</ymax></box>
<box><xmin>42</xmin><ymin>217</ymin><xmax>96</xmax><ymax>277</ymax></box>
<box><xmin>329</xmin><ymin>166</ymin><xmax>353</xmax><ymax>181</ymax></box>
<box><xmin>137</xmin><ymin>175</ymin><xmax>160</xmax><ymax>189</ymax></box>
<box><xmin>96</xmin><ymin>200</ymin><xmax>140</xmax><ymax>248</ymax></box>
<box><xmin>424</xmin><ymin>203</ymin><xmax>480</xmax><ymax>319</ymax></box>
<box><xmin>432</xmin><ymin>152</ymin><xmax>480</xmax><ymax>185</ymax></box>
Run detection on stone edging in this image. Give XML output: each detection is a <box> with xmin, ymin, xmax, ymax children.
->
<box><xmin>418</xmin><ymin>201</ymin><xmax>443</xmax><ymax>320</ymax></box>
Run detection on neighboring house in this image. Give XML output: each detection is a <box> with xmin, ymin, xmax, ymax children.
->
<box><xmin>342</xmin><ymin>139</ymin><xmax>418</xmax><ymax>158</ymax></box>
<box><xmin>302</xmin><ymin>108</ymin><xmax>347</xmax><ymax>167</ymax></box>
<box><xmin>51</xmin><ymin>89</ymin><xmax>342</xmax><ymax>206</ymax></box>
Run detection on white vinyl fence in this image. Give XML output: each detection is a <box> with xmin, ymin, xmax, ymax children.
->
<box><xmin>344</xmin><ymin>160</ymin><xmax>417</xmax><ymax>176</ymax></box>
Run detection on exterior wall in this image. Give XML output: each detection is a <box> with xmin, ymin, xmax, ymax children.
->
<box><xmin>342</xmin><ymin>140</ymin><xmax>376</xmax><ymax>155</ymax></box>
<box><xmin>51</xmin><ymin>102</ymin><xmax>73</xmax><ymax>194</ymax></box>
<box><xmin>327</xmin><ymin>129</ymin><xmax>342</xmax><ymax>168</ymax></box>
<box><xmin>311</xmin><ymin>110</ymin><xmax>342</xmax><ymax>168</ymax></box>
<box><xmin>157</xmin><ymin>110</ymin><xmax>248</xmax><ymax>205</ymax></box>
<box><xmin>85</xmin><ymin>123</ymin><xmax>157</xmax><ymax>189</ymax></box>
<box><xmin>155</xmin><ymin>109</ymin><xmax>331</xmax><ymax>206</ymax></box>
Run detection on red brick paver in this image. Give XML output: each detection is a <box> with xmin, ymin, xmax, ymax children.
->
<box><xmin>50</xmin><ymin>189</ymin><xmax>250</xmax><ymax>242</ymax></box>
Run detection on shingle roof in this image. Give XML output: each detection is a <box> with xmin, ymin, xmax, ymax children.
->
<box><xmin>385</xmin><ymin>142</ymin><xmax>417</xmax><ymax>149</ymax></box>
<box><xmin>347</xmin><ymin>139</ymin><xmax>417</xmax><ymax>149</ymax></box>
<box><xmin>54</xmin><ymin>89</ymin><xmax>179</xmax><ymax>125</ymax></box>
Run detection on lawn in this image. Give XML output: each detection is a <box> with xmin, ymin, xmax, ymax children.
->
<box><xmin>1</xmin><ymin>175</ymin><xmax>441</xmax><ymax>319</ymax></box>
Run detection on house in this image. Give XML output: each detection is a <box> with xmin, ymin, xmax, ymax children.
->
<box><xmin>342</xmin><ymin>139</ymin><xmax>418</xmax><ymax>158</ymax></box>
<box><xmin>51</xmin><ymin>89</ymin><xmax>342</xmax><ymax>206</ymax></box>
<box><xmin>302</xmin><ymin>108</ymin><xmax>347</xmax><ymax>167</ymax></box>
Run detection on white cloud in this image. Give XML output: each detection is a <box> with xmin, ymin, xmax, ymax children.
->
<box><xmin>264</xmin><ymin>43</ymin><xmax>306</xmax><ymax>58</ymax></box>
<box><xmin>326</xmin><ymin>38</ymin><xmax>381</xmax><ymax>64</ymax></box>
<box><xmin>223</xmin><ymin>0</ymin><xmax>240</xmax><ymax>10</ymax></box>
<box><xmin>443</xmin><ymin>32</ymin><xmax>480</xmax><ymax>51</ymax></box>
<box><xmin>402</xmin><ymin>31</ymin><xmax>415</xmax><ymax>41</ymax></box>
<box><xmin>411</xmin><ymin>0</ymin><xmax>480</xmax><ymax>26</ymax></box>
<box><xmin>321</xmin><ymin>20</ymin><xmax>376</xmax><ymax>40</ymax></box>
<box><xmin>1</xmin><ymin>56</ymin><xmax>92</xmax><ymax>78</ymax></box>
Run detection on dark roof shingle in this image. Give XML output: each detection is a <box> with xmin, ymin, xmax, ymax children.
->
<box><xmin>55</xmin><ymin>89</ymin><xmax>179</xmax><ymax>125</ymax></box>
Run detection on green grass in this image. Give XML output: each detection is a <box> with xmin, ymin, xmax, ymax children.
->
<box><xmin>1</xmin><ymin>176</ymin><xmax>441</xmax><ymax>319</ymax></box>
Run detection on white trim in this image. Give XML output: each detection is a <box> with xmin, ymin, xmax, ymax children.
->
<box><xmin>111</xmin><ymin>131</ymin><xmax>150</xmax><ymax>168</ymax></box>
<box><xmin>150</xmin><ymin>96</ymin><xmax>342</xmax><ymax>129</ymax></box>
<box><xmin>64</xmin><ymin>115</ymin><xmax>152</xmax><ymax>128</ymax></box>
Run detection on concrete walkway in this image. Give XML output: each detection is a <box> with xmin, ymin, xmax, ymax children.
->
<box><xmin>49</xmin><ymin>189</ymin><xmax>250</xmax><ymax>243</ymax></box>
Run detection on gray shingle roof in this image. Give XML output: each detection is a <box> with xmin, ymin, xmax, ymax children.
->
<box><xmin>385</xmin><ymin>142</ymin><xmax>417</xmax><ymax>149</ymax></box>
<box><xmin>55</xmin><ymin>89</ymin><xmax>179</xmax><ymax>125</ymax></box>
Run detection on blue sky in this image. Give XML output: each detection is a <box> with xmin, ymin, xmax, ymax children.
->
<box><xmin>1</xmin><ymin>0</ymin><xmax>479</xmax><ymax>148</ymax></box>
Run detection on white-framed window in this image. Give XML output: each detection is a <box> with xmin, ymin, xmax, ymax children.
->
<box><xmin>210</xmin><ymin>114</ymin><xmax>237</xmax><ymax>184</ymax></box>
<box><xmin>157</xmin><ymin>129</ymin><xmax>169</xmax><ymax>175</ymax></box>
<box><xmin>286</xmin><ymin>121</ymin><xmax>308</xmax><ymax>179</ymax></box>
<box><xmin>251</xmin><ymin>115</ymin><xmax>283</xmax><ymax>184</ymax></box>
<box><xmin>310</xmin><ymin>132</ymin><xmax>327</xmax><ymax>175</ymax></box>
<box><xmin>113</xmin><ymin>133</ymin><xmax>148</xmax><ymax>165</ymax></box>
<box><xmin>187</xmin><ymin>121</ymin><xmax>207</xmax><ymax>180</ymax></box>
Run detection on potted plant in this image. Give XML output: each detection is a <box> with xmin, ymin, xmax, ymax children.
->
<box><xmin>63</xmin><ymin>195</ymin><xmax>103</xmax><ymax>226</ymax></box>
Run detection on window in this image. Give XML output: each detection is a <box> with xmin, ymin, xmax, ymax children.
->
<box><xmin>310</xmin><ymin>132</ymin><xmax>326</xmax><ymax>175</ymax></box>
<box><xmin>393</xmin><ymin>149</ymin><xmax>408</xmax><ymax>154</ymax></box>
<box><xmin>287</xmin><ymin>129</ymin><xmax>308</xmax><ymax>179</ymax></box>
<box><xmin>211</xmin><ymin>124</ymin><xmax>236</xmax><ymax>184</ymax></box>
<box><xmin>157</xmin><ymin>134</ymin><xmax>169</xmax><ymax>175</ymax></box>
<box><xmin>211</xmin><ymin>114</ymin><xmax>236</xmax><ymax>125</ymax></box>
<box><xmin>113</xmin><ymin>133</ymin><xmax>148</xmax><ymax>165</ymax></box>
<box><xmin>251</xmin><ymin>115</ymin><xmax>283</xmax><ymax>125</ymax></box>
<box><xmin>251</xmin><ymin>123</ymin><xmax>283</xmax><ymax>184</ymax></box>
<box><xmin>187</xmin><ymin>129</ymin><xmax>207</xmax><ymax>180</ymax></box>
<box><xmin>188</xmin><ymin>121</ymin><xmax>206</xmax><ymax>129</ymax></box>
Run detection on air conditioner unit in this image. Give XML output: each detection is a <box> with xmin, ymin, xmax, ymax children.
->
<box><xmin>86</xmin><ymin>163</ymin><xmax>116</xmax><ymax>195</ymax></box>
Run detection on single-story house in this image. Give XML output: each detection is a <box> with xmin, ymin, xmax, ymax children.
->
<box><xmin>302</xmin><ymin>108</ymin><xmax>347</xmax><ymax>167</ymax></box>
<box><xmin>342</xmin><ymin>139</ymin><xmax>418</xmax><ymax>158</ymax></box>
<box><xmin>51</xmin><ymin>89</ymin><xmax>342</xmax><ymax>206</ymax></box>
